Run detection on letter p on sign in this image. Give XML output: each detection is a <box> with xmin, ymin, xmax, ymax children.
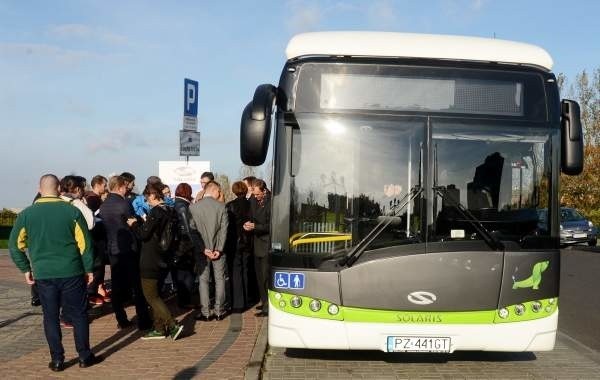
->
<box><xmin>184</xmin><ymin>78</ymin><xmax>198</xmax><ymax>117</ymax></box>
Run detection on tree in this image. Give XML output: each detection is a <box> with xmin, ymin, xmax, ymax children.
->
<box><xmin>559</xmin><ymin>67</ymin><xmax>600</xmax><ymax>225</ymax></box>
<box><xmin>214</xmin><ymin>173</ymin><xmax>235</xmax><ymax>202</ymax></box>
<box><xmin>239</xmin><ymin>164</ymin><xmax>257</xmax><ymax>179</ymax></box>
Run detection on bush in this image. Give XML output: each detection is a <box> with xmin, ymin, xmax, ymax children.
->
<box><xmin>584</xmin><ymin>209</ymin><xmax>600</xmax><ymax>228</ymax></box>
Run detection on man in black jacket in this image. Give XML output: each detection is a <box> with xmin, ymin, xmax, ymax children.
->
<box><xmin>243</xmin><ymin>179</ymin><xmax>271</xmax><ymax>317</ymax></box>
<box><xmin>99</xmin><ymin>175</ymin><xmax>151</xmax><ymax>330</ymax></box>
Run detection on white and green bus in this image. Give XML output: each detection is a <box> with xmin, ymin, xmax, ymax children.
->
<box><xmin>240</xmin><ymin>32</ymin><xmax>583</xmax><ymax>353</ymax></box>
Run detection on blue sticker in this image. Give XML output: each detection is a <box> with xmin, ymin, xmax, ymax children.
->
<box><xmin>274</xmin><ymin>272</ymin><xmax>290</xmax><ymax>289</ymax></box>
<box><xmin>289</xmin><ymin>273</ymin><xmax>305</xmax><ymax>289</ymax></box>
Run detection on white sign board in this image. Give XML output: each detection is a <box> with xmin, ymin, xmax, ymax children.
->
<box><xmin>180</xmin><ymin>130</ymin><xmax>200</xmax><ymax>156</ymax></box>
<box><xmin>159</xmin><ymin>160</ymin><xmax>210</xmax><ymax>197</ymax></box>
<box><xmin>183</xmin><ymin>115</ymin><xmax>198</xmax><ymax>131</ymax></box>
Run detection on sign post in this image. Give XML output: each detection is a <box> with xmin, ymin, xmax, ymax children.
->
<box><xmin>181</xmin><ymin>78</ymin><xmax>200</xmax><ymax>161</ymax></box>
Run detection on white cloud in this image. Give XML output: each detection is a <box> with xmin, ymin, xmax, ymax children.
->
<box><xmin>287</xmin><ymin>1</ymin><xmax>322</xmax><ymax>33</ymax></box>
<box><xmin>367</xmin><ymin>0</ymin><xmax>399</xmax><ymax>30</ymax></box>
<box><xmin>48</xmin><ymin>23</ymin><xmax>129</xmax><ymax>46</ymax></box>
<box><xmin>87</xmin><ymin>127</ymin><xmax>150</xmax><ymax>154</ymax></box>
<box><xmin>471</xmin><ymin>0</ymin><xmax>488</xmax><ymax>11</ymax></box>
<box><xmin>0</xmin><ymin>42</ymin><xmax>104</xmax><ymax>65</ymax></box>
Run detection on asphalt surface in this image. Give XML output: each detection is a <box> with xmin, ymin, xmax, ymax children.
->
<box><xmin>558</xmin><ymin>246</ymin><xmax>600</xmax><ymax>351</ymax></box>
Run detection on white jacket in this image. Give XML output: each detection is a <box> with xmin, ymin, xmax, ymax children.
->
<box><xmin>60</xmin><ymin>195</ymin><xmax>95</xmax><ymax>230</ymax></box>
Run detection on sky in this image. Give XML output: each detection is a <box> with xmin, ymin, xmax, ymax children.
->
<box><xmin>1</xmin><ymin>0</ymin><xmax>599</xmax><ymax>208</ymax></box>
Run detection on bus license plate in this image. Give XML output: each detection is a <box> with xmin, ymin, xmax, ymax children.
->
<box><xmin>386</xmin><ymin>336</ymin><xmax>451</xmax><ymax>353</ymax></box>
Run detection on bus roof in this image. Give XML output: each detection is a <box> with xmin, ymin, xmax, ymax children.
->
<box><xmin>285</xmin><ymin>32</ymin><xmax>553</xmax><ymax>71</ymax></box>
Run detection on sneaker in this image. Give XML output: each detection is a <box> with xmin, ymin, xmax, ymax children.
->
<box><xmin>98</xmin><ymin>284</ymin><xmax>112</xmax><ymax>302</ymax></box>
<box><xmin>88</xmin><ymin>295</ymin><xmax>104</xmax><ymax>305</ymax></box>
<box><xmin>141</xmin><ymin>329</ymin><xmax>166</xmax><ymax>340</ymax></box>
<box><xmin>169</xmin><ymin>324</ymin><xmax>184</xmax><ymax>341</ymax></box>
<box><xmin>60</xmin><ymin>321</ymin><xmax>73</xmax><ymax>329</ymax></box>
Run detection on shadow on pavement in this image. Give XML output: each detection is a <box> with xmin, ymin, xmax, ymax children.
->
<box><xmin>284</xmin><ymin>348</ymin><xmax>537</xmax><ymax>363</ymax></box>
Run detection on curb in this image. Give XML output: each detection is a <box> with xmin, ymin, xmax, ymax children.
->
<box><xmin>244</xmin><ymin>318</ymin><xmax>268</xmax><ymax>380</ymax></box>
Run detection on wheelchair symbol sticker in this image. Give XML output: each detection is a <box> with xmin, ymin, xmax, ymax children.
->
<box><xmin>274</xmin><ymin>272</ymin><xmax>290</xmax><ymax>289</ymax></box>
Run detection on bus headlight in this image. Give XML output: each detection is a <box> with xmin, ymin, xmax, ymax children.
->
<box><xmin>279</xmin><ymin>300</ymin><xmax>286</xmax><ymax>308</ymax></box>
<box><xmin>548</xmin><ymin>298</ymin><xmax>556</xmax><ymax>305</ymax></box>
<box><xmin>531</xmin><ymin>301</ymin><xmax>542</xmax><ymax>313</ymax></box>
<box><xmin>514</xmin><ymin>304</ymin><xmax>525</xmax><ymax>316</ymax></box>
<box><xmin>309</xmin><ymin>299</ymin><xmax>322</xmax><ymax>312</ymax></box>
<box><xmin>328</xmin><ymin>304</ymin><xmax>339</xmax><ymax>315</ymax></box>
<box><xmin>274</xmin><ymin>293</ymin><xmax>282</xmax><ymax>300</ymax></box>
<box><xmin>498</xmin><ymin>308</ymin><xmax>509</xmax><ymax>319</ymax></box>
<box><xmin>290</xmin><ymin>296</ymin><xmax>302</xmax><ymax>308</ymax></box>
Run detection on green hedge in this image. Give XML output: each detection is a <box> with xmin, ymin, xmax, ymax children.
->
<box><xmin>0</xmin><ymin>226</ymin><xmax>13</xmax><ymax>241</ymax></box>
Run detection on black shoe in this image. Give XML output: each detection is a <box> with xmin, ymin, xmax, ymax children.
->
<box><xmin>48</xmin><ymin>360</ymin><xmax>64</xmax><ymax>372</ymax></box>
<box><xmin>79</xmin><ymin>353</ymin><xmax>103</xmax><ymax>368</ymax></box>
<box><xmin>215</xmin><ymin>312</ymin><xmax>229</xmax><ymax>321</ymax></box>
<box><xmin>31</xmin><ymin>298</ymin><xmax>41</xmax><ymax>307</ymax></box>
<box><xmin>117</xmin><ymin>320</ymin><xmax>133</xmax><ymax>330</ymax></box>
<box><xmin>137</xmin><ymin>321</ymin><xmax>153</xmax><ymax>331</ymax></box>
<box><xmin>255</xmin><ymin>311</ymin><xmax>268</xmax><ymax>317</ymax></box>
<box><xmin>255</xmin><ymin>304</ymin><xmax>263</xmax><ymax>311</ymax></box>
<box><xmin>194</xmin><ymin>313</ymin><xmax>213</xmax><ymax>322</ymax></box>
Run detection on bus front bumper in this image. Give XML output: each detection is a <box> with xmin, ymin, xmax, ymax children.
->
<box><xmin>268</xmin><ymin>300</ymin><xmax>558</xmax><ymax>352</ymax></box>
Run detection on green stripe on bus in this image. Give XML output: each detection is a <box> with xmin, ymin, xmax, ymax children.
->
<box><xmin>269</xmin><ymin>291</ymin><xmax>558</xmax><ymax>324</ymax></box>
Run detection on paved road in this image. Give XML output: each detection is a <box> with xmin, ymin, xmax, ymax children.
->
<box><xmin>558</xmin><ymin>247</ymin><xmax>600</xmax><ymax>351</ymax></box>
<box><xmin>0</xmin><ymin>250</ymin><xmax>264</xmax><ymax>379</ymax></box>
<box><xmin>262</xmin><ymin>248</ymin><xmax>600</xmax><ymax>379</ymax></box>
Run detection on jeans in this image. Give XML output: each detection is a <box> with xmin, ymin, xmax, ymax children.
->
<box><xmin>88</xmin><ymin>239</ymin><xmax>107</xmax><ymax>295</ymax></box>
<box><xmin>36</xmin><ymin>276</ymin><xmax>92</xmax><ymax>362</ymax></box>
<box><xmin>197</xmin><ymin>254</ymin><xmax>228</xmax><ymax>316</ymax></box>
<box><xmin>141</xmin><ymin>278</ymin><xmax>176</xmax><ymax>333</ymax></box>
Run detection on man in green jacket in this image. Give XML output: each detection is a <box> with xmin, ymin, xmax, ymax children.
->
<box><xmin>9</xmin><ymin>174</ymin><xmax>101</xmax><ymax>372</ymax></box>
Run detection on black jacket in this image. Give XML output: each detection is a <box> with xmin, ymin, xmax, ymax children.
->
<box><xmin>173</xmin><ymin>197</ymin><xmax>204</xmax><ymax>269</ymax></box>
<box><xmin>225</xmin><ymin>196</ymin><xmax>251</xmax><ymax>255</ymax></box>
<box><xmin>134</xmin><ymin>204</ymin><xmax>169</xmax><ymax>279</ymax></box>
<box><xmin>249</xmin><ymin>196</ymin><xmax>271</xmax><ymax>258</ymax></box>
<box><xmin>98</xmin><ymin>193</ymin><xmax>137</xmax><ymax>255</ymax></box>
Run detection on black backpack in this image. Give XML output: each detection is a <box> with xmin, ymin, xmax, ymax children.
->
<box><xmin>158</xmin><ymin>205</ymin><xmax>179</xmax><ymax>253</ymax></box>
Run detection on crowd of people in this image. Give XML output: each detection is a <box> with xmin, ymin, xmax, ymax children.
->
<box><xmin>8</xmin><ymin>171</ymin><xmax>271</xmax><ymax>372</ymax></box>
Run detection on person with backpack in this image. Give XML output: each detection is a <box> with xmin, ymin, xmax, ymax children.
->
<box><xmin>129</xmin><ymin>183</ymin><xmax>184</xmax><ymax>340</ymax></box>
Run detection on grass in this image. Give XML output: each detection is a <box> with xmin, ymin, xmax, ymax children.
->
<box><xmin>0</xmin><ymin>240</ymin><xmax>8</xmax><ymax>249</ymax></box>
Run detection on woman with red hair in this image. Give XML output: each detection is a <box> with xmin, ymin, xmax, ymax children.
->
<box><xmin>172</xmin><ymin>183</ymin><xmax>202</xmax><ymax>308</ymax></box>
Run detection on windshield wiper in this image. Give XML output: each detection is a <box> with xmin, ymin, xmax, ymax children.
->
<box><xmin>341</xmin><ymin>185</ymin><xmax>423</xmax><ymax>267</ymax></box>
<box><xmin>433</xmin><ymin>185</ymin><xmax>504</xmax><ymax>251</ymax></box>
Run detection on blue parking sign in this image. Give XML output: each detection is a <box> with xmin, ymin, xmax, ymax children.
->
<box><xmin>289</xmin><ymin>273</ymin><xmax>305</xmax><ymax>289</ymax></box>
<box><xmin>184</xmin><ymin>78</ymin><xmax>198</xmax><ymax>117</ymax></box>
<box><xmin>274</xmin><ymin>272</ymin><xmax>290</xmax><ymax>289</ymax></box>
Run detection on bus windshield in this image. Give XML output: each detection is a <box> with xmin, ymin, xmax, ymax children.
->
<box><xmin>289</xmin><ymin>114</ymin><xmax>425</xmax><ymax>255</ymax></box>
<box><xmin>286</xmin><ymin>114</ymin><xmax>552</xmax><ymax>256</ymax></box>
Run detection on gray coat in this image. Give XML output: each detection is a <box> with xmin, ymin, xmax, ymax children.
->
<box><xmin>188</xmin><ymin>196</ymin><xmax>228</xmax><ymax>252</ymax></box>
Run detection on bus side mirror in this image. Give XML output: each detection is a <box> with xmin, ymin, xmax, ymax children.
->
<box><xmin>560</xmin><ymin>99</ymin><xmax>583</xmax><ymax>175</ymax></box>
<box><xmin>240</xmin><ymin>84</ymin><xmax>277</xmax><ymax>166</ymax></box>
